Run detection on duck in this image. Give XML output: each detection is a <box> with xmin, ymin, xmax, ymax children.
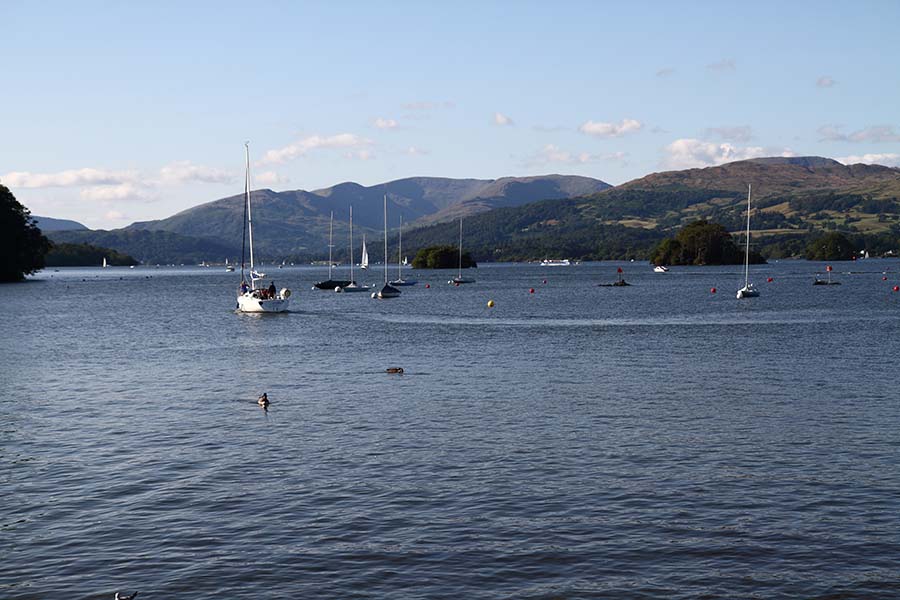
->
<box><xmin>386</xmin><ymin>367</ymin><xmax>404</xmax><ymax>374</ymax></box>
<box><xmin>115</xmin><ymin>593</ymin><xmax>138</xmax><ymax>600</ymax></box>
<box><xmin>257</xmin><ymin>393</ymin><xmax>269</xmax><ymax>408</ymax></box>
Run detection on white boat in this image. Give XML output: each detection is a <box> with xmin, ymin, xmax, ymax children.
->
<box><xmin>390</xmin><ymin>215</ymin><xmax>417</xmax><ymax>286</ymax></box>
<box><xmin>225</xmin><ymin>258</ymin><xmax>234</xmax><ymax>272</ymax></box>
<box><xmin>372</xmin><ymin>194</ymin><xmax>401</xmax><ymax>299</ymax></box>
<box><xmin>102</xmin><ymin>257</ymin><xmax>108</xmax><ymax>268</ymax></box>
<box><xmin>736</xmin><ymin>184</ymin><xmax>759</xmax><ymax>299</ymax></box>
<box><xmin>336</xmin><ymin>205</ymin><xmax>372</xmax><ymax>293</ymax></box>
<box><xmin>360</xmin><ymin>235</ymin><xmax>369</xmax><ymax>270</ymax></box>
<box><xmin>653</xmin><ymin>265</ymin><xmax>669</xmax><ymax>273</ymax></box>
<box><xmin>540</xmin><ymin>259</ymin><xmax>570</xmax><ymax>267</ymax></box>
<box><xmin>236</xmin><ymin>142</ymin><xmax>291</xmax><ymax>313</ymax></box>
<box><xmin>449</xmin><ymin>218</ymin><xmax>475</xmax><ymax>284</ymax></box>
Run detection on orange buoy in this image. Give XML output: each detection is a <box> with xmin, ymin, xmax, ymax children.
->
<box><xmin>529</xmin><ymin>288</ymin><xmax>535</xmax><ymax>294</ymax></box>
<box><xmin>710</xmin><ymin>287</ymin><xmax>717</xmax><ymax>294</ymax></box>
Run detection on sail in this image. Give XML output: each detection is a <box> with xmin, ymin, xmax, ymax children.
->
<box><xmin>361</xmin><ymin>236</ymin><xmax>369</xmax><ymax>269</ymax></box>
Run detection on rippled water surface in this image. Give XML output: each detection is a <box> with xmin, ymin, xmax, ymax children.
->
<box><xmin>3</xmin><ymin>261</ymin><xmax>900</xmax><ymax>599</ymax></box>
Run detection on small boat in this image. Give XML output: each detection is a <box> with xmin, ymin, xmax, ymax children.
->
<box><xmin>653</xmin><ymin>265</ymin><xmax>669</xmax><ymax>273</ymax></box>
<box><xmin>102</xmin><ymin>257</ymin><xmax>108</xmax><ymax>268</ymax></box>
<box><xmin>540</xmin><ymin>259</ymin><xmax>571</xmax><ymax>267</ymax></box>
<box><xmin>448</xmin><ymin>218</ymin><xmax>475</xmax><ymax>284</ymax></box>
<box><xmin>336</xmin><ymin>206</ymin><xmax>372</xmax><ymax>293</ymax></box>
<box><xmin>314</xmin><ymin>212</ymin><xmax>352</xmax><ymax>290</ymax></box>
<box><xmin>390</xmin><ymin>215</ymin><xmax>417</xmax><ymax>286</ymax></box>
<box><xmin>814</xmin><ymin>265</ymin><xmax>841</xmax><ymax>285</ymax></box>
<box><xmin>736</xmin><ymin>184</ymin><xmax>760</xmax><ymax>299</ymax></box>
<box><xmin>598</xmin><ymin>266</ymin><xmax>630</xmax><ymax>286</ymax></box>
<box><xmin>225</xmin><ymin>258</ymin><xmax>235</xmax><ymax>272</ymax></box>
<box><xmin>372</xmin><ymin>194</ymin><xmax>401</xmax><ymax>299</ymax></box>
<box><xmin>236</xmin><ymin>142</ymin><xmax>291</xmax><ymax>313</ymax></box>
<box><xmin>360</xmin><ymin>235</ymin><xmax>369</xmax><ymax>270</ymax></box>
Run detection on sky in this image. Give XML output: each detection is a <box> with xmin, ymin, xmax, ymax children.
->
<box><xmin>2</xmin><ymin>0</ymin><xmax>899</xmax><ymax>229</ymax></box>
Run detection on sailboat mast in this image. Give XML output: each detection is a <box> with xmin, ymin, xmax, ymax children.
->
<box><xmin>744</xmin><ymin>184</ymin><xmax>751</xmax><ymax>287</ymax></box>
<box><xmin>349</xmin><ymin>206</ymin><xmax>355</xmax><ymax>282</ymax></box>
<box><xmin>245</xmin><ymin>142</ymin><xmax>256</xmax><ymax>289</ymax></box>
<box><xmin>458</xmin><ymin>218</ymin><xmax>463</xmax><ymax>279</ymax></box>
<box><xmin>398</xmin><ymin>215</ymin><xmax>403</xmax><ymax>280</ymax></box>
<box><xmin>383</xmin><ymin>194</ymin><xmax>389</xmax><ymax>284</ymax></box>
<box><xmin>328</xmin><ymin>211</ymin><xmax>334</xmax><ymax>279</ymax></box>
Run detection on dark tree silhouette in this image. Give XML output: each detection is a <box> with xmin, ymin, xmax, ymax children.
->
<box><xmin>0</xmin><ymin>184</ymin><xmax>50</xmax><ymax>281</ymax></box>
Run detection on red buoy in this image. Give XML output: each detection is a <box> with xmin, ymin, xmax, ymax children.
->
<box><xmin>767</xmin><ymin>277</ymin><xmax>773</xmax><ymax>283</ymax></box>
<box><xmin>529</xmin><ymin>288</ymin><xmax>535</xmax><ymax>294</ymax></box>
<box><xmin>710</xmin><ymin>287</ymin><xmax>717</xmax><ymax>294</ymax></box>
<box><xmin>894</xmin><ymin>286</ymin><xmax>899</xmax><ymax>292</ymax></box>
<box><xmin>883</xmin><ymin>276</ymin><xmax>888</xmax><ymax>281</ymax></box>
<box><xmin>425</xmin><ymin>283</ymin><xmax>430</xmax><ymax>288</ymax></box>
<box><xmin>455</xmin><ymin>281</ymin><xmax>460</xmax><ymax>287</ymax></box>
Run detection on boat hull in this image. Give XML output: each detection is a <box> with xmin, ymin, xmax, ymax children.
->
<box><xmin>237</xmin><ymin>293</ymin><xmax>291</xmax><ymax>313</ymax></box>
<box><xmin>736</xmin><ymin>286</ymin><xmax>759</xmax><ymax>299</ymax></box>
<box><xmin>313</xmin><ymin>279</ymin><xmax>352</xmax><ymax>290</ymax></box>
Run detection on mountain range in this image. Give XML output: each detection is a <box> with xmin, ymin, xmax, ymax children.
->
<box><xmin>44</xmin><ymin>157</ymin><xmax>900</xmax><ymax>263</ymax></box>
<box><xmin>48</xmin><ymin>175</ymin><xmax>609</xmax><ymax>263</ymax></box>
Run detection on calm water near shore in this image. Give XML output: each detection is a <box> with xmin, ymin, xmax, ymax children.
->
<box><xmin>3</xmin><ymin>261</ymin><xmax>900</xmax><ymax>599</ymax></box>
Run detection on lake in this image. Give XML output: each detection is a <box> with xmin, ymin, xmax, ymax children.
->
<box><xmin>3</xmin><ymin>260</ymin><xmax>900</xmax><ymax>599</ymax></box>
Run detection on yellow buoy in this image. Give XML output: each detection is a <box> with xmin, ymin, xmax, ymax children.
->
<box><xmin>487</xmin><ymin>300</ymin><xmax>494</xmax><ymax>308</ymax></box>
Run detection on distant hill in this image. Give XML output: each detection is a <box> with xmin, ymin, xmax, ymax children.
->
<box><xmin>119</xmin><ymin>174</ymin><xmax>610</xmax><ymax>261</ymax></box>
<box><xmin>48</xmin><ymin>228</ymin><xmax>240</xmax><ymax>265</ymax></box>
<box><xmin>399</xmin><ymin>156</ymin><xmax>900</xmax><ymax>261</ymax></box>
<box><xmin>33</xmin><ymin>215</ymin><xmax>89</xmax><ymax>231</ymax></box>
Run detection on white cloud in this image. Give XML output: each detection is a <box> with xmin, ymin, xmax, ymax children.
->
<box><xmin>837</xmin><ymin>153</ymin><xmax>900</xmax><ymax>167</ymax></box>
<box><xmin>704</xmin><ymin>126</ymin><xmax>753</xmax><ymax>142</ymax></box>
<box><xmin>406</xmin><ymin>146</ymin><xmax>429</xmax><ymax>156</ymax></box>
<box><xmin>529</xmin><ymin>144</ymin><xmax>627</xmax><ymax>166</ymax></box>
<box><xmin>494</xmin><ymin>112</ymin><xmax>514</xmax><ymax>126</ymax></box>
<box><xmin>662</xmin><ymin>138</ymin><xmax>794</xmax><ymax>169</ymax></box>
<box><xmin>1</xmin><ymin>167</ymin><xmax>137</xmax><ymax>188</ymax></box>
<box><xmin>707</xmin><ymin>58</ymin><xmax>736</xmax><ymax>72</ymax></box>
<box><xmin>373</xmin><ymin>117</ymin><xmax>398</xmax><ymax>130</ymax></box>
<box><xmin>343</xmin><ymin>149</ymin><xmax>374</xmax><ymax>161</ymax></box>
<box><xmin>260</xmin><ymin>133</ymin><xmax>372</xmax><ymax>164</ymax></box>
<box><xmin>80</xmin><ymin>183</ymin><xmax>156</xmax><ymax>203</ymax></box>
<box><xmin>254</xmin><ymin>171</ymin><xmax>290</xmax><ymax>186</ymax></box>
<box><xmin>818</xmin><ymin>124</ymin><xmax>900</xmax><ymax>143</ymax></box>
<box><xmin>816</xmin><ymin>76</ymin><xmax>836</xmax><ymax>88</ymax></box>
<box><xmin>579</xmin><ymin>118</ymin><xmax>642</xmax><ymax>138</ymax></box>
<box><xmin>159</xmin><ymin>161</ymin><xmax>233</xmax><ymax>184</ymax></box>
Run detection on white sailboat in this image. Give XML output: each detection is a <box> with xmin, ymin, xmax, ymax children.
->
<box><xmin>236</xmin><ymin>142</ymin><xmax>291</xmax><ymax>313</ymax></box>
<box><xmin>225</xmin><ymin>257</ymin><xmax>234</xmax><ymax>272</ymax></box>
<box><xmin>102</xmin><ymin>257</ymin><xmax>108</xmax><ymax>268</ymax></box>
<box><xmin>360</xmin><ymin>235</ymin><xmax>369</xmax><ymax>270</ymax></box>
<box><xmin>736</xmin><ymin>184</ymin><xmax>759</xmax><ymax>299</ymax></box>
<box><xmin>372</xmin><ymin>194</ymin><xmax>401</xmax><ymax>299</ymax></box>
<box><xmin>390</xmin><ymin>215</ymin><xmax>417</xmax><ymax>286</ymax></box>
<box><xmin>337</xmin><ymin>205</ymin><xmax>372</xmax><ymax>293</ymax></box>
<box><xmin>449</xmin><ymin>218</ymin><xmax>475</xmax><ymax>284</ymax></box>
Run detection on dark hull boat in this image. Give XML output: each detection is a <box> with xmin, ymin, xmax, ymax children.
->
<box><xmin>314</xmin><ymin>279</ymin><xmax>352</xmax><ymax>290</ymax></box>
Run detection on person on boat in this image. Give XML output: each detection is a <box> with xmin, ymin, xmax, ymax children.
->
<box><xmin>268</xmin><ymin>281</ymin><xmax>276</xmax><ymax>298</ymax></box>
<box><xmin>240</xmin><ymin>280</ymin><xmax>249</xmax><ymax>294</ymax></box>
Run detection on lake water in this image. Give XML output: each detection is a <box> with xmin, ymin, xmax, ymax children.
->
<box><xmin>3</xmin><ymin>261</ymin><xmax>900</xmax><ymax>599</ymax></box>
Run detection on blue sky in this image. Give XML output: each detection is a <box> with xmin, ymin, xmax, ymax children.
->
<box><xmin>2</xmin><ymin>0</ymin><xmax>899</xmax><ymax>229</ymax></box>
